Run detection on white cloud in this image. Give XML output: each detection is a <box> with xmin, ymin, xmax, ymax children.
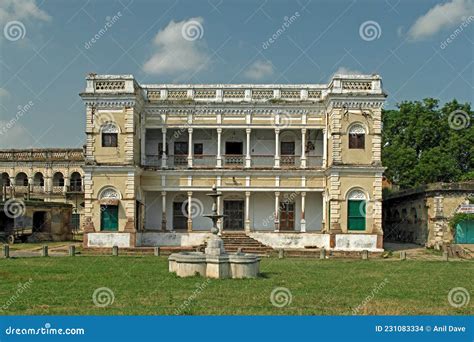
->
<box><xmin>143</xmin><ymin>17</ymin><xmax>209</xmax><ymax>76</ymax></box>
<box><xmin>0</xmin><ymin>0</ymin><xmax>51</xmax><ymax>23</ymax></box>
<box><xmin>407</xmin><ymin>0</ymin><xmax>474</xmax><ymax>40</ymax></box>
<box><xmin>243</xmin><ymin>60</ymin><xmax>274</xmax><ymax>81</ymax></box>
<box><xmin>332</xmin><ymin>66</ymin><xmax>362</xmax><ymax>76</ymax></box>
<box><xmin>0</xmin><ymin>121</ymin><xmax>33</xmax><ymax>148</ymax></box>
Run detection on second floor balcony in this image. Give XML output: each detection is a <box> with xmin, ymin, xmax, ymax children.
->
<box><xmin>143</xmin><ymin>127</ymin><xmax>326</xmax><ymax>170</ymax></box>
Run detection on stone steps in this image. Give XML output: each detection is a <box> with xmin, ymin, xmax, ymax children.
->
<box><xmin>220</xmin><ymin>232</ymin><xmax>273</xmax><ymax>255</ymax></box>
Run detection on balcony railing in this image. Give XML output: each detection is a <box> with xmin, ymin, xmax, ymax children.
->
<box><xmin>224</xmin><ymin>154</ymin><xmax>244</xmax><ymax>167</ymax></box>
<box><xmin>144</xmin><ymin>154</ymin><xmax>323</xmax><ymax>168</ymax></box>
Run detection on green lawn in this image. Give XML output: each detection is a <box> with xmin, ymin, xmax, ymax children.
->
<box><xmin>0</xmin><ymin>256</ymin><xmax>472</xmax><ymax>315</ymax></box>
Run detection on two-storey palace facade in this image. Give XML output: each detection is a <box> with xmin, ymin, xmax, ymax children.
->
<box><xmin>78</xmin><ymin>73</ymin><xmax>386</xmax><ymax>250</ymax></box>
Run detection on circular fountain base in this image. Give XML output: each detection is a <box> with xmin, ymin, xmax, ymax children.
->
<box><xmin>169</xmin><ymin>237</ymin><xmax>260</xmax><ymax>279</ymax></box>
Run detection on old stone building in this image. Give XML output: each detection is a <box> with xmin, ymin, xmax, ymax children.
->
<box><xmin>0</xmin><ymin>149</ymin><xmax>85</xmax><ymax>234</ymax></box>
<box><xmin>79</xmin><ymin>73</ymin><xmax>386</xmax><ymax>251</ymax></box>
<box><xmin>383</xmin><ymin>182</ymin><xmax>474</xmax><ymax>248</ymax></box>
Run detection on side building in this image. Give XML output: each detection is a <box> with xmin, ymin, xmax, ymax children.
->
<box><xmin>80</xmin><ymin>73</ymin><xmax>386</xmax><ymax>251</ymax></box>
<box><xmin>383</xmin><ymin>181</ymin><xmax>474</xmax><ymax>248</ymax></box>
<box><xmin>0</xmin><ymin>148</ymin><xmax>85</xmax><ymax>235</ymax></box>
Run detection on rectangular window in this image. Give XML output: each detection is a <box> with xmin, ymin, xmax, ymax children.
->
<box><xmin>349</xmin><ymin>134</ymin><xmax>365</xmax><ymax>149</ymax></box>
<box><xmin>71</xmin><ymin>213</ymin><xmax>80</xmax><ymax>231</ymax></box>
<box><xmin>173</xmin><ymin>202</ymin><xmax>187</xmax><ymax>230</ymax></box>
<box><xmin>102</xmin><ymin>133</ymin><xmax>118</xmax><ymax>147</ymax></box>
<box><xmin>194</xmin><ymin>143</ymin><xmax>203</xmax><ymax>155</ymax></box>
<box><xmin>280</xmin><ymin>202</ymin><xmax>295</xmax><ymax>230</ymax></box>
<box><xmin>174</xmin><ymin>142</ymin><xmax>188</xmax><ymax>155</ymax></box>
<box><xmin>348</xmin><ymin>200</ymin><xmax>366</xmax><ymax>231</ymax></box>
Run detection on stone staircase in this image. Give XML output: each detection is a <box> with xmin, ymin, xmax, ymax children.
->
<box><xmin>220</xmin><ymin>232</ymin><xmax>273</xmax><ymax>255</ymax></box>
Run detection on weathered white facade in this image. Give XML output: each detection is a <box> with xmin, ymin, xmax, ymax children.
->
<box><xmin>80</xmin><ymin>73</ymin><xmax>386</xmax><ymax>251</ymax></box>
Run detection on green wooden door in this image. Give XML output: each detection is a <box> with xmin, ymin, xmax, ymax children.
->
<box><xmin>101</xmin><ymin>205</ymin><xmax>118</xmax><ymax>231</ymax></box>
<box><xmin>348</xmin><ymin>200</ymin><xmax>366</xmax><ymax>231</ymax></box>
<box><xmin>455</xmin><ymin>220</ymin><xmax>474</xmax><ymax>244</ymax></box>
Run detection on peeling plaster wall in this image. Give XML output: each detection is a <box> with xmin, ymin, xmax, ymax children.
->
<box><xmin>137</xmin><ymin>232</ymin><xmax>212</xmax><ymax>247</ymax></box>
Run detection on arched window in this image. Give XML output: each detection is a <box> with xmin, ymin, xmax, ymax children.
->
<box><xmin>33</xmin><ymin>172</ymin><xmax>44</xmax><ymax>187</ymax></box>
<box><xmin>53</xmin><ymin>172</ymin><xmax>64</xmax><ymax>187</ymax></box>
<box><xmin>348</xmin><ymin>124</ymin><xmax>365</xmax><ymax>149</ymax></box>
<box><xmin>101</xmin><ymin>122</ymin><xmax>118</xmax><ymax>147</ymax></box>
<box><xmin>1</xmin><ymin>173</ymin><xmax>10</xmax><ymax>187</ymax></box>
<box><xmin>70</xmin><ymin>172</ymin><xmax>82</xmax><ymax>192</ymax></box>
<box><xmin>15</xmin><ymin>172</ymin><xmax>28</xmax><ymax>186</ymax></box>
<box><xmin>347</xmin><ymin>189</ymin><xmax>367</xmax><ymax>231</ymax></box>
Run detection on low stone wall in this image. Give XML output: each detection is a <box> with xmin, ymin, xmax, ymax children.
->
<box><xmin>87</xmin><ymin>232</ymin><xmax>131</xmax><ymax>248</ymax></box>
<box><xmin>249</xmin><ymin>232</ymin><xmax>330</xmax><ymax>249</ymax></box>
<box><xmin>137</xmin><ymin>232</ymin><xmax>212</xmax><ymax>247</ymax></box>
<box><xmin>250</xmin><ymin>232</ymin><xmax>382</xmax><ymax>251</ymax></box>
<box><xmin>335</xmin><ymin>234</ymin><xmax>381</xmax><ymax>252</ymax></box>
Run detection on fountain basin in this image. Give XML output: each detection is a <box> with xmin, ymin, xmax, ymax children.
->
<box><xmin>169</xmin><ymin>251</ymin><xmax>260</xmax><ymax>279</ymax></box>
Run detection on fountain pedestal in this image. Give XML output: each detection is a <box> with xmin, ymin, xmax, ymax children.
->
<box><xmin>168</xmin><ymin>185</ymin><xmax>260</xmax><ymax>279</ymax></box>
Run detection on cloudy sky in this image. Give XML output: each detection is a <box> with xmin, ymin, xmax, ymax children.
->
<box><xmin>0</xmin><ymin>0</ymin><xmax>473</xmax><ymax>148</ymax></box>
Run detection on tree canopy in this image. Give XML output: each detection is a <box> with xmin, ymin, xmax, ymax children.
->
<box><xmin>382</xmin><ymin>98</ymin><xmax>473</xmax><ymax>189</ymax></box>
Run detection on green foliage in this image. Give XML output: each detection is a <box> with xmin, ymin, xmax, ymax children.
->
<box><xmin>382</xmin><ymin>99</ymin><xmax>473</xmax><ymax>188</ymax></box>
<box><xmin>449</xmin><ymin>212</ymin><xmax>474</xmax><ymax>231</ymax></box>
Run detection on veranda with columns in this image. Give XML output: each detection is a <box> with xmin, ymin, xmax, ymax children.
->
<box><xmin>144</xmin><ymin>126</ymin><xmax>327</xmax><ymax>169</ymax></box>
<box><xmin>144</xmin><ymin>189</ymin><xmax>325</xmax><ymax>233</ymax></box>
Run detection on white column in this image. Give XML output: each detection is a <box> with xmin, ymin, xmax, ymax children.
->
<box><xmin>274</xmin><ymin>128</ymin><xmax>280</xmax><ymax>168</ymax></box>
<box><xmin>187</xmin><ymin>191</ymin><xmax>193</xmax><ymax>232</ymax></box>
<box><xmin>161</xmin><ymin>128</ymin><xmax>167</xmax><ymax>168</ymax></box>
<box><xmin>301</xmin><ymin>128</ymin><xmax>307</xmax><ymax>169</ymax></box>
<box><xmin>274</xmin><ymin>191</ymin><xmax>280</xmax><ymax>232</ymax></box>
<box><xmin>322</xmin><ymin>192</ymin><xmax>327</xmax><ymax>232</ymax></box>
<box><xmin>323</xmin><ymin>128</ymin><xmax>327</xmax><ymax>168</ymax></box>
<box><xmin>245</xmin><ymin>128</ymin><xmax>251</xmax><ymax>168</ymax></box>
<box><xmin>161</xmin><ymin>191</ymin><xmax>167</xmax><ymax>231</ymax></box>
<box><xmin>63</xmin><ymin>176</ymin><xmax>69</xmax><ymax>194</ymax></box>
<box><xmin>245</xmin><ymin>191</ymin><xmax>251</xmax><ymax>232</ymax></box>
<box><xmin>216</xmin><ymin>128</ymin><xmax>222</xmax><ymax>168</ymax></box>
<box><xmin>300</xmin><ymin>191</ymin><xmax>306</xmax><ymax>232</ymax></box>
<box><xmin>187</xmin><ymin>128</ymin><xmax>193</xmax><ymax>168</ymax></box>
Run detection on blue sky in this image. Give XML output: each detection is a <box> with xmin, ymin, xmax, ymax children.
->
<box><xmin>0</xmin><ymin>0</ymin><xmax>473</xmax><ymax>148</ymax></box>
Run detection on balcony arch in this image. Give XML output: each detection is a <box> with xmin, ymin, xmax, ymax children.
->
<box><xmin>15</xmin><ymin>172</ymin><xmax>28</xmax><ymax>186</ymax></box>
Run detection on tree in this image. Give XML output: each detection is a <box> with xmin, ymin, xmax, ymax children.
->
<box><xmin>382</xmin><ymin>99</ymin><xmax>473</xmax><ymax>189</ymax></box>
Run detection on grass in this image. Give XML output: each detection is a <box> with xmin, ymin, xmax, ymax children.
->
<box><xmin>0</xmin><ymin>256</ymin><xmax>472</xmax><ymax>315</ymax></box>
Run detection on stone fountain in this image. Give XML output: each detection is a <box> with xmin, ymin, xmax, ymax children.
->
<box><xmin>168</xmin><ymin>185</ymin><xmax>260</xmax><ymax>279</ymax></box>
